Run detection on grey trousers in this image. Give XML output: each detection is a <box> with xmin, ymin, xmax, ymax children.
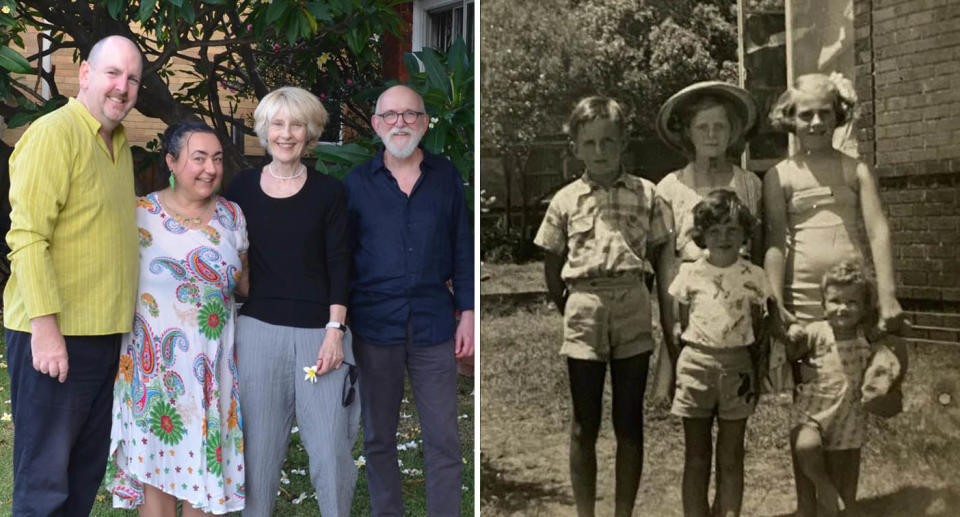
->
<box><xmin>355</xmin><ymin>333</ymin><xmax>462</xmax><ymax>517</ymax></box>
<box><xmin>236</xmin><ymin>316</ymin><xmax>361</xmax><ymax>517</ymax></box>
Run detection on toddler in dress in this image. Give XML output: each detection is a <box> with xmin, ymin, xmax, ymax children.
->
<box><xmin>786</xmin><ymin>260</ymin><xmax>901</xmax><ymax>517</ymax></box>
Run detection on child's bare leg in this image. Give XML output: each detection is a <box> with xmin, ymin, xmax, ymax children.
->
<box><xmin>682</xmin><ymin>417</ymin><xmax>714</xmax><ymax>517</ymax></box>
<box><xmin>714</xmin><ymin>418</ymin><xmax>747</xmax><ymax>517</ymax></box>
<box><xmin>791</xmin><ymin>424</ymin><xmax>839</xmax><ymax>517</ymax></box>
<box><xmin>825</xmin><ymin>448</ymin><xmax>861</xmax><ymax>516</ymax></box>
<box><xmin>138</xmin><ymin>484</ymin><xmax>177</xmax><ymax>517</ymax></box>
<box><xmin>611</xmin><ymin>353</ymin><xmax>650</xmax><ymax>517</ymax></box>
<box><xmin>790</xmin><ymin>439</ymin><xmax>817</xmax><ymax>517</ymax></box>
<box><xmin>568</xmin><ymin>358</ymin><xmax>607</xmax><ymax>517</ymax></box>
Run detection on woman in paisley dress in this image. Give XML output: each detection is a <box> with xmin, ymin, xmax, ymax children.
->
<box><xmin>106</xmin><ymin>122</ymin><xmax>248</xmax><ymax>515</ymax></box>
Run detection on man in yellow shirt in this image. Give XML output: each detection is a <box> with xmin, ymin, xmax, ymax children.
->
<box><xmin>4</xmin><ymin>35</ymin><xmax>142</xmax><ymax>516</ymax></box>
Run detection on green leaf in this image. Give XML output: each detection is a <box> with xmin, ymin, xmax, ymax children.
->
<box><xmin>402</xmin><ymin>52</ymin><xmax>422</xmax><ymax>77</ymax></box>
<box><xmin>180</xmin><ymin>1</ymin><xmax>195</xmax><ymax>24</ymax></box>
<box><xmin>107</xmin><ymin>0</ymin><xmax>124</xmax><ymax>19</ymax></box>
<box><xmin>305</xmin><ymin>1</ymin><xmax>331</xmax><ymax>22</ymax></box>
<box><xmin>167</xmin><ymin>0</ymin><xmax>183</xmax><ymax>7</ymax></box>
<box><xmin>0</xmin><ymin>47</ymin><xmax>33</xmax><ymax>75</ymax></box>
<box><xmin>415</xmin><ymin>48</ymin><xmax>449</xmax><ymax>95</ymax></box>
<box><xmin>423</xmin><ymin>123</ymin><xmax>447</xmax><ymax>155</ymax></box>
<box><xmin>314</xmin><ymin>143</ymin><xmax>374</xmax><ymax>167</ymax></box>
<box><xmin>285</xmin><ymin>13</ymin><xmax>300</xmax><ymax>45</ymax></box>
<box><xmin>345</xmin><ymin>29</ymin><xmax>364</xmax><ymax>56</ymax></box>
<box><xmin>6</xmin><ymin>110</ymin><xmax>39</xmax><ymax>129</ymax></box>
<box><xmin>266</xmin><ymin>0</ymin><xmax>289</xmax><ymax>24</ymax></box>
<box><xmin>200</xmin><ymin>0</ymin><xmax>229</xmax><ymax>4</ymax></box>
<box><xmin>301</xmin><ymin>7</ymin><xmax>318</xmax><ymax>34</ymax></box>
<box><xmin>138</xmin><ymin>0</ymin><xmax>157</xmax><ymax>22</ymax></box>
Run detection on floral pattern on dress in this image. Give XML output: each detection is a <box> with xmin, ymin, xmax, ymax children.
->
<box><xmin>106</xmin><ymin>193</ymin><xmax>248</xmax><ymax>513</ymax></box>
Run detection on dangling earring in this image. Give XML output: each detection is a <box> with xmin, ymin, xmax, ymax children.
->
<box><xmin>169</xmin><ymin>174</ymin><xmax>176</xmax><ymax>190</ymax></box>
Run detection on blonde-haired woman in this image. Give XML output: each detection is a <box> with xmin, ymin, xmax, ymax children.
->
<box><xmin>224</xmin><ymin>86</ymin><xmax>359</xmax><ymax>517</ymax></box>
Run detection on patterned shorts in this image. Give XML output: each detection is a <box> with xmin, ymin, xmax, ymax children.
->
<box><xmin>671</xmin><ymin>344</ymin><xmax>757</xmax><ymax>420</ymax></box>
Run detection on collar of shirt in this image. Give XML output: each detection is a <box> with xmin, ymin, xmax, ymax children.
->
<box><xmin>66</xmin><ymin>97</ymin><xmax>129</xmax><ymax>160</ymax></box>
<box><xmin>370</xmin><ymin>145</ymin><xmax>441</xmax><ymax>176</ymax></box>
<box><xmin>573</xmin><ymin>171</ymin><xmax>649</xmax><ymax>207</ymax></box>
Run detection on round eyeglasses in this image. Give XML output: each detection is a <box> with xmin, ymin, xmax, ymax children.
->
<box><xmin>376</xmin><ymin>110</ymin><xmax>425</xmax><ymax>125</ymax></box>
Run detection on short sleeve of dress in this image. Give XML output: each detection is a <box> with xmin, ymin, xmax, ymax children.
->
<box><xmin>668</xmin><ymin>262</ymin><xmax>692</xmax><ymax>303</ymax></box>
<box><xmin>533</xmin><ymin>195</ymin><xmax>568</xmax><ymax>255</ymax></box>
<box><xmin>235</xmin><ymin>204</ymin><xmax>249</xmax><ymax>254</ymax></box>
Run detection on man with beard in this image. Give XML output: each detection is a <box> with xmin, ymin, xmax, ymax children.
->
<box><xmin>4</xmin><ymin>35</ymin><xmax>142</xmax><ymax>516</ymax></box>
<box><xmin>344</xmin><ymin>85</ymin><xmax>474</xmax><ymax>516</ymax></box>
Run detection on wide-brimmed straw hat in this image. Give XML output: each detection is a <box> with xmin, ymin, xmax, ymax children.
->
<box><xmin>656</xmin><ymin>81</ymin><xmax>758</xmax><ymax>155</ymax></box>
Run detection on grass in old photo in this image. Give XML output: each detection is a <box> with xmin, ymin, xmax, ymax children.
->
<box><xmin>480</xmin><ymin>262</ymin><xmax>960</xmax><ymax>516</ymax></box>
<box><xmin>0</xmin><ymin>335</ymin><xmax>474</xmax><ymax>517</ymax></box>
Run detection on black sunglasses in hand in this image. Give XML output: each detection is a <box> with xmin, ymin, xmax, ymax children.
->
<box><xmin>341</xmin><ymin>362</ymin><xmax>358</xmax><ymax>407</ymax></box>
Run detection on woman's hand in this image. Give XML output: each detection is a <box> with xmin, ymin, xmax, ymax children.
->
<box><xmin>316</xmin><ymin>329</ymin><xmax>344</xmax><ymax>376</ymax></box>
<box><xmin>878</xmin><ymin>297</ymin><xmax>909</xmax><ymax>335</ymax></box>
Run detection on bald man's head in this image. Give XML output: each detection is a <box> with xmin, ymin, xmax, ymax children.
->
<box><xmin>77</xmin><ymin>35</ymin><xmax>143</xmax><ymax>135</ymax></box>
<box><xmin>372</xmin><ymin>85</ymin><xmax>428</xmax><ymax>160</ymax></box>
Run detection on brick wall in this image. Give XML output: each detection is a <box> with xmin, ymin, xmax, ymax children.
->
<box><xmin>855</xmin><ymin>0</ymin><xmax>960</xmax><ymax>344</ymax></box>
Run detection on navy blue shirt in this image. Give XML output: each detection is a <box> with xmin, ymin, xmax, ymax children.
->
<box><xmin>344</xmin><ymin>148</ymin><xmax>473</xmax><ymax>346</ymax></box>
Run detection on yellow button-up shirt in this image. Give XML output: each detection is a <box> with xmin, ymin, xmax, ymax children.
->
<box><xmin>5</xmin><ymin>97</ymin><xmax>138</xmax><ymax>334</ymax></box>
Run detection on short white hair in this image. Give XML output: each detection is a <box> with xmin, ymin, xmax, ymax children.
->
<box><xmin>254</xmin><ymin>86</ymin><xmax>329</xmax><ymax>148</ymax></box>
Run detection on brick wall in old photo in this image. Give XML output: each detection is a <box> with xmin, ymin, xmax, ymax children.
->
<box><xmin>855</xmin><ymin>0</ymin><xmax>960</xmax><ymax>344</ymax></box>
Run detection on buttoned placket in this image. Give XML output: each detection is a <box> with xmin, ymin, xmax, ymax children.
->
<box><xmin>381</xmin><ymin>166</ymin><xmax>426</xmax><ymax>295</ymax></box>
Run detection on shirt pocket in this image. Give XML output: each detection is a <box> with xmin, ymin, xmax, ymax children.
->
<box><xmin>567</xmin><ymin>213</ymin><xmax>595</xmax><ymax>253</ymax></box>
<box><xmin>620</xmin><ymin>212</ymin><xmax>649</xmax><ymax>259</ymax></box>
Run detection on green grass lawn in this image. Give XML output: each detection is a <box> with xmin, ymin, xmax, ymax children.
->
<box><xmin>0</xmin><ymin>336</ymin><xmax>475</xmax><ymax>517</ymax></box>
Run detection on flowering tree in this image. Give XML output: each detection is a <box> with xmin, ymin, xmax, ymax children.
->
<box><xmin>0</xmin><ymin>0</ymin><xmax>406</xmax><ymax>175</ymax></box>
<box><xmin>0</xmin><ymin>0</ymin><xmax>408</xmax><ymax>295</ymax></box>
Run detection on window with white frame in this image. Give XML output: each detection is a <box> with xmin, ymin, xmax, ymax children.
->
<box><xmin>413</xmin><ymin>0</ymin><xmax>474</xmax><ymax>52</ymax></box>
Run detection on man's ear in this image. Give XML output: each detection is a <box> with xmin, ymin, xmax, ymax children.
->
<box><xmin>78</xmin><ymin>60</ymin><xmax>91</xmax><ymax>89</ymax></box>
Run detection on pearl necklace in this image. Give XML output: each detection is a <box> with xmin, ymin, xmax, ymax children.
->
<box><xmin>268</xmin><ymin>162</ymin><xmax>306</xmax><ymax>180</ymax></box>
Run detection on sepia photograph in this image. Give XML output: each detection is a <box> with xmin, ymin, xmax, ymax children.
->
<box><xmin>480</xmin><ymin>0</ymin><xmax>960</xmax><ymax>516</ymax></box>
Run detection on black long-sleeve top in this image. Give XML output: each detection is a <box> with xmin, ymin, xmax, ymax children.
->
<box><xmin>224</xmin><ymin>167</ymin><xmax>349</xmax><ymax>328</ymax></box>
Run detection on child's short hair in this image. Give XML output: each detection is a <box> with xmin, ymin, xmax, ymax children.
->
<box><xmin>690</xmin><ymin>189</ymin><xmax>757</xmax><ymax>249</ymax></box>
<box><xmin>667</xmin><ymin>94</ymin><xmax>747</xmax><ymax>158</ymax></box>
<box><xmin>769</xmin><ymin>73</ymin><xmax>856</xmax><ymax>132</ymax></box>
<box><xmin>820</xmin><ymin>260</ymin><xmax>877</xmax><ymax>314</ymax></box>
<box><xmin>564</xmin><ymin>96</ymin><xmax>627</xmax><ymax>141</ymax></box>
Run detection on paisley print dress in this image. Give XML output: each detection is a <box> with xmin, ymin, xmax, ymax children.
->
<box><xmin>106</xmin><ymin>193</ymin><xmax>247</xmax><ymax>513</ymax></box>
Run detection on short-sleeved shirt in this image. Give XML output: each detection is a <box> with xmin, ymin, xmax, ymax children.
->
<box><xmin>533</xmin><ymin>173</ymin><xmax>671</xmax><ymax>282</ymax></box>
<box><xmin>656</xmin><ymin>164</ymin><xmax>762</xmax><ymax>262</ymax></box>
<box><xmin>669</xmin><ymin>257</ymin><xmax>772</xmax><ymax>348</ymax></box>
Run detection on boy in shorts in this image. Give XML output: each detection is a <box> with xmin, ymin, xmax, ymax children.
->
<box><xmin>534</xmin><ymin>96</ymin><xmax>675</xmax><ymax>517</ymax></box>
